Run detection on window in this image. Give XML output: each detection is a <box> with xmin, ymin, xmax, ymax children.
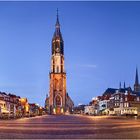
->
<box><xmin>124</xmin><ymin>103</ymin><xmax>126</xmax><ymax>107</ymax></box>
<box><xmin>55</xmin><ymin>95</ymin><xmax>61</xmax><ymax>106</ymax></box>
<box><xmin>125</xmin><ymin>97</ymin><xmax>127</xmax><ymax>101</ymax></box>
<box><xmin>126</xmin><ymin>103</ymin><xmax>129</xmax><ymax>107</ymax></box>
<box><xmin>57</xmin><ymin>66</ymin><xmax>59</xmax><ymax>73</ymax></box>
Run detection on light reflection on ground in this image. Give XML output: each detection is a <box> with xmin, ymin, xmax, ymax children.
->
<box><xmin>0</xmin><ymin>115</ymin><xmax>140</xmax><ymax>139</ymax></box>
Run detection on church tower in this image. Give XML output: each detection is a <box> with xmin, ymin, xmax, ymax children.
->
<box><xmin>48</xmin><ymin>11</ymin><xmax>70</xmax><ymax>114</ymax></box>
<box><xmin>134</xmin><ymin>67</ymin><xmax>140</xmax><ymax>93</ymax></box>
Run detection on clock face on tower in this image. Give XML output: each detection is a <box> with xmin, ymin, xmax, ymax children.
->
<box><xmin>56</xmin><ymin>47</ymin><xmax>60</xmax><ymax>53</ymax></box>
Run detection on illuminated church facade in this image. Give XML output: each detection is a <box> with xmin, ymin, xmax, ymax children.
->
<box><xmin>46</xmin><ymin>12</ymin><xmax>74</xmax><ymax>115</ymax></box>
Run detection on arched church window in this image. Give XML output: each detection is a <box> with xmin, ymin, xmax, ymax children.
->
<box><xmin>56</xmin><ymin>95</ymin><xmax>61</xmax><ymax>106</ymax></box>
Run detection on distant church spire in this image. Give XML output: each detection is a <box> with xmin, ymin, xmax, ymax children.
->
<box><xmin>124</xmin><ymin>82</ymin><xmax>126</xmax><ymax>89</ymax></box>
<box><xmin>119</xmin><ymin>82</ymin><xmax>121</xmax><ymax>89</ymax></box>
<box><xmin>135</xmin><ymin>67</ymin><xmax>139</xmax><ymax>85</ymax></box>
<box><xmin>134</xmin><ymin>67</ymin><xmax>140</xmax><ymax>93</ymax></box>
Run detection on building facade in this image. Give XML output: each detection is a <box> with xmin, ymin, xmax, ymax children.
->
<box><xmin>84</xmin><ymin>105</ymin><xmax>97</xmax><ymax>115</ymax></box>
<box><xmin>100</xmin><ymin>69</ymin><xmax>140</xmax><ymax>116</ymax></box>
<box><xmin>0</xmin><ymin>92</ymin><xmax>21</xmax><ymax>118</ymax></box>
<box><xmin>84</xmin><ymin>68</ymin><xmax>140</xmax><ymax>116</ymax></box>
<box><xmin>48</xmin><ymin>12</ymin><xmax>74</xmax><ymax>114</ymax></box>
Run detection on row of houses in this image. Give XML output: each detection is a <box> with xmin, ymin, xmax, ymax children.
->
<box><xmin>84</xmin><ymin>68</ymin><xmax>140</xmax><ymax>116</ymax></box>
<box><xmin>0</xmin><ymin>92</ymin><xmax>44</xmax><ymax>119</ymax></box>
<box><xmin>85</xmin><ymin>87</ymin><xmax>140</xmax><ymax>116</ymax></box>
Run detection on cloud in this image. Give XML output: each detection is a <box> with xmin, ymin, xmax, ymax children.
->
<box><xmin>79</xmin><ymin>64</ymin><xmax>97</xmax><ymax>68</ymax></box>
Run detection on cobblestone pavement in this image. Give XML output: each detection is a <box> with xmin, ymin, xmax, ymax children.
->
<box><xmin>0</xmin><ymin>115</ymin><xmax>140</xmax><ymax>139</ymax></box>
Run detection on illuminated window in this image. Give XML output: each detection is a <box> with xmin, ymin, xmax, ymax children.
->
<box><xmin>125</xmin><ymin>97</ymin><xmax>127</xmax><ymax>101</ymax></box>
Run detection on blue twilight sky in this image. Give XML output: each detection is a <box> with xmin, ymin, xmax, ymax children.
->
<box><xmin>0</xmin><ymin>1</ymin><xmax>140</xmax><ymax>106</ymax></box>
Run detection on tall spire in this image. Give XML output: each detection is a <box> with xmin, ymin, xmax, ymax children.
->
<box><xmin>119</xmin><ymin>82</ymin><xmax>121</xmax><ymax>89</ymax></box>
<box><xmin>56</xmin><ymin>8</ymin><xmax>60</xmax><ymax>27</ymax></box>
<box><xmin>135</xmin><ymin>67</ymin><xmax>139</xmax><ymax>85</ymax></box>
<box><xmin>124</xmin><ymin>81</ymin><xmax>126</xmax><ymax>89</ymax></box>
<box><xmin>52</xmin><ymin>9</ymin><xmax>64</xmax><ymax>55</ymax></box>
<box><xmin>53</xmin><ymin>8</ymin><xmax>63</xmax><ymax>40</ymax></box>
<box><xmin>134</xmin><ymin>67</ymin><xmax>140</xmax><ymax>93</ymax></box>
